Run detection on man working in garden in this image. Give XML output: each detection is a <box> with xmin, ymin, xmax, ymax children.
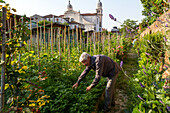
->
<box><xmin>72</xmin><ymin>52</ymin><xmax>121</xmax><ymax>111</ymax></box>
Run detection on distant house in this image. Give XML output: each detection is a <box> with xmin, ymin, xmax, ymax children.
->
<box><xmin>111</xmin><ymin>26</ymin><xmax>120</xmax><ymax>34</ymax></box>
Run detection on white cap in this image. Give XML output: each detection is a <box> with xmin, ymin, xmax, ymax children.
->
<box><xmin>79</xmin><ymin>52</ymin><xmax>90</xmax><ymax>62</ymax></box>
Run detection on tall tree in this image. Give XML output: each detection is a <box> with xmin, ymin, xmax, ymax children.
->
<box><xmin>140</xmin><ymin>0</ymin><xmax>169</xmax><ymax>25</ymax></box>
<box><xmin>119</xmin><ymin>19</ymin><xmax>138</xmax><ymax>37</ymax></box>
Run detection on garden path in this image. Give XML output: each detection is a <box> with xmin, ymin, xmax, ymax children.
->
<box><xmin>107</xmin><ymin>48</ymin><xmax>139</xmax><ymax>113</ymax></box>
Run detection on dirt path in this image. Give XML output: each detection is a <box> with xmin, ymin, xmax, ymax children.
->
<box><xmin>107</xmin><ymin>48</ymin><xmax>139</xmax><ymax>113</ymax></box>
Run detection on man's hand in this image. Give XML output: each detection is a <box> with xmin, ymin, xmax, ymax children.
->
<box><xmin>72</xmin><ymin>83</ymin><xmax>79</xmax><ymax>89</ymax></box>
<box><xmin>86</xmin><ymin>86</ymin><xmax>91</xmax><ymax>92</ymax></box>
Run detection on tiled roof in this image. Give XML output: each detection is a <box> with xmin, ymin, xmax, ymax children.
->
<box><xmin>81</xmin><ymin>13</ymin><xmax>97</xmax><ymax>16</ymax></box>
<box><xmin>58</xmin><ymin>15</ymin><xmax>64</xmax><ymax>17</ymax></box>
<box><xmin>43</xmin><ymin>14</ymin><xmax>58</xmax><ymax>18</ymax></box>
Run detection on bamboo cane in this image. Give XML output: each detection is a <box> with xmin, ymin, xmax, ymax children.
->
<box><xmin>86</xmin><ymin>31</ymin><xmax>89</xmax><ymax>52</ymax></box>
<box><xmin>64</xmin><ymin>26</ymin><xmax>66</xmax><ymax>56</ymax></box>
<box><xmin>93</xmin><ymin>32</ymin><xmax>96</xmax><ymax>55</ymax></box>
<box><xmin>43</xmin><ymin>20</ymin><xmax>46</xmax><ymax>52</ymax></box>
<box><xmin>102</xmin><ymin>33</ymin><xmax>104</xmax><ymax>52</ymax></box>
<box><xmin>48</xmin><ymin>29</ymin><xmax>50</xmax><ymax>53</ymax></box>
<box><xmin>37</xmin><ymin>22</ymin><xmax>40</xmax><ymax>72</ymax></box>
<box><xmin>68</xmin><ymin>27</ymin><xmax>70</xmax><ymax>58</ymax></box>
<box><xmin>72</xmin><ymin>28</ymin><xmax>74</xmax><ymax>48</ymax></box>
<box><xmin>1</xmin><ymin>7</ymin><xmax>6</xmax><ymax>112</ymax></box>
<box><xmin>90</xmin><ymin>34</ymin><xmax>91</xmax><ymax>55</ymax></box>
<box><xmin>51</xmin><ymin>21</ymin><xmax>53</xmax><ymax>54</ymax></box>
<box><xmin>79</xmin><ymin>27</ymin><xmax>82</xmax><ymax>51</ymax></box>
<box><xmin>76</xmin><ymin>27</ymin><xmax>79</xmax><ymax>50</ymax></box>
<box><xmin>108</xmin><ymin>34</ymin><xmax>110</xmax><ymax>57</ymax></box>
<box><xmin>58</xmin><ymin>28</ymin><xmax>61</xmax><ymax>60</ymax></box>
<box><xmin>40</xmin><ymin>26</ymin><xmax>42</xmax><ymax>52</ymax></box>
<box><xmin>54</xmin><ymin>29</ymin><xmax>56</xmax><ymax>49</ymax></box>
<box><xmin>98</xmin><ymin>32</ymin><xmax>100</xmax><ymax>54</ymax></box>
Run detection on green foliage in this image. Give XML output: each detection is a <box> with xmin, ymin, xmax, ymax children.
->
<box><xmin>140</xmin><ymin>0</ymin><xmax>170</xmax><ymax>29</ymax></box>
<box><xmin>38</xmin><ymin>20</ymin><xmax>50</xmax><ymax>25</ymax></box>
<box><xmin>125</xmin><ymin>32</ymin><xmax>169</xmax><ymax>112</ymax></box>
<box><xmin>135</xmin><ymin>32</ymin><xmax>165</xmax><ymax>61</ymax></box>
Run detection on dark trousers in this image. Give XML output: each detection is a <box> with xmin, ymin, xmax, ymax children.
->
<box><xmin>104</xmin><ymin>72</ymin><xmax>119</xmax><ymax>108</ymax></box>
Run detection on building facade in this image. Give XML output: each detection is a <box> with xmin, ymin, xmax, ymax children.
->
<box><xmin>31</xmin><ymin>0</ymin><xmax>103</xmax><ymax>32</ymax></box>
<box><xmin>61</xmin><ymin>0</ymin><xmax>103</xmax><ymax>32</ymax></box>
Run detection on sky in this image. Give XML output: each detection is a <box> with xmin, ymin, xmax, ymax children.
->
<box><xmin>3</xmin><ymin>0</ymin><xmax>145</xmax><ymax>31</ymax></box>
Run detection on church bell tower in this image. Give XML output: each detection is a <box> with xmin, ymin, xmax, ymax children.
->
<box><xmin>96</xmin><ymin>0</ymin><xmax>103</xmax><ymax>31</ymax></box>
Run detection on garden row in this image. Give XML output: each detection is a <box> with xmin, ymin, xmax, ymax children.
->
<box><xmin>1</xmin><ymin>9</ymin><xmax>131</xmax><ymax>112</ymax></box>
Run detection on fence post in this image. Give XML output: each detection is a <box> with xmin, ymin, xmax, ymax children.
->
<box><xmin>1</xmin><ymin>7</ymin><xmax>6</xmax><ymax>113</ymax></box>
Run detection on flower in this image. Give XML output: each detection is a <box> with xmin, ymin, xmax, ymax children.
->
<box><xmin>145</xmin><ymin>52</ymin><xmax>150</xmax><ymax>56</ymax></box>
<box><xmin>137</xmin><ymin>95</ymin><xmax>144</xmax><ymax>101</ymax></box>
<box><xmin>147</xmin><ymin>26</ymin><xmax>150</xmax><ymax>29</ymax></box>
<box><xmin>163</xmin><ymin>37</ymin><xmax>167</xmax><ymax>42</ymax></box>
<box><xmin>148</xmin><ymin>13</ymin><xmax>152</xmax><ymax>16</ymax></box>
<box><xmin>138</xmin><ymin>109</ymin><xmax>142</xmax><ymax>113</ymax></box>
<box><xmin>120</xmin><ymin>61</ymin><xmax>123</xmax><ymax>68</ymax></box>
<box><xmin>155</xmin><ymin>24</ymin><xmax>158</xmax><ymax>27</ymax></box>
<box><xmin>126</xmin><ymin>27</ymin><xmax>131</xmax><ymax>33</ymax></box>
<box><xmin>143</xmin><ymin>70</ymin><xmax>148</xmax><ymax>76</ymax></box>
<box><xmin>142</xmin><ymin>66</ymin><xmax>146</xmax><ymax>70</ymax></box>
<box><xmin>165</xmin><ymin>24</ymin><xmax>168</xmax><ymax>27</ymax></box>
<box><xmin>166</xmin><ymin>19</ymin><xmax>170</xmax><ymax>23</ymax></box>
<box><xmin>147</xmin><ymin>40</ymin><xmax>150</xmax><ymax>43</ymax></box>
<box><xmin>140</xmin><ymin>82</ymin><xmax>145</xmax><ymax>88</ymax></box>
<box><xmin>109</xmin><ymin>14</ymin><xmax>114</xmax><ymax>20</ymax></box>
<box><xmin>159</xmin><ymin>100</ymin><xmax>164</xmax><ymax>105</ymax></box>
<box><xmin>167</xmin><ymin>106</ymin><xmax>170</xmax><ymax>112</ymax></box>
<box><xmin>152</xmin><ymin>11</ymin><xmax>156</xmax><ymax>15</ymax></box>
<box><xmin>113</xmin><ymin>18</ymin><xmax>117</xmax><ymax>21</ymax></box>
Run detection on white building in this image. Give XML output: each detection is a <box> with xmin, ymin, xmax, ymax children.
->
<box><xmin>31</xmin><ymin>0</ymin><xmax>103</xmax><ymax>32</ymax></box>
<box><xmin>60</xmin><ymin>0</ymin><xmax>103</xmax><ymax>32</ymax></box>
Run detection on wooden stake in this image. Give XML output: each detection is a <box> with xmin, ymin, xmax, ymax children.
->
<box><xmin>79</xmin><ymin>27</ymin><xmax>82</xmax><ymax>51</ymax></box>
<box><xmin>64</xmin><ymin>26</ymin><xmax>66</xmax><ymax>55</ymax></box>
<box><xmin>86</xmin><ymin>31</ymin><xmax>89</xmax><ymax>52</ymax></box>
<box><xmin>68</xmin><ymin>27</ymin><xmax>70</xmax><ymax>57</ymax></box>
<box><xmin>108</xmin><ymin>34</ymin><xmax>110</xmax><ymax>56</ymax></box>
<box><xmin>93</xmin><ymin>32</ymin><xmax>96</xmax><ymax>55</ymax></box>
<box><xmin>37</xmin><ymin>22</ymin><xmax>40</xmax><ymax>72</ymax></box>
<box><xmin>40</xmin><ymin>26</ymin><xmax>42</xmax><ymax>52</ymax></box>
<box><xmin>43</xmin><ymin>20</ymin><xmax>46</xmax><ymax>52</ymax></box>
<box><xmin>0</xmin><ymin>7</ymin><xmax>6</xmax><ymax>112</ymax></box>
<box><xmin>51</xmin><ymin>21</ymin><xmax>53</xmax><ymax>54</ymax></box>
<box><xmin>90</xmin><ymin>34</ymin><xmax>91</xmax><ymax>55</ymax></box>
<box><xmin>98</xmin><ymin>32</ymin><xmax>100</xmax><ymax>54</ymax></box>
<box><xmin>58</xmin><ymin>28</ymin><xmax>61</xmax><ymax>59</ymax></box>
<box><xmin>48</xmin><ymin>29</ymin><xmax>50</xmax><ymax>52</ymax></box>
<box><xmin>72</xmin><ymin>28</ymin><xmax>74</xmax><ymax>47</ymax></box>
<box><xmin>76</xmin><ymin>27</ymin><xmax>79</xmax><ymax>50</ymax></box>
<box><xmin>54</xmin><ymin>29</ymin><xmax>56</xmax><ymax>49</ymax></box>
